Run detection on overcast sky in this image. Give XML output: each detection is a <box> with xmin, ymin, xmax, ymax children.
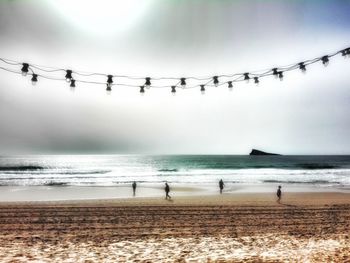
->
<box><xmin>0</xmin><ymin>0</ymin><xmax>350</xmax><ymax>155</ymax></box>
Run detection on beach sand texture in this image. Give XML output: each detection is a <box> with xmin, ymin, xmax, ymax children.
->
<box><xmin>0</xmin><ymin>193</ymin><xmax>349</xmax><ymax>262</ymax></box>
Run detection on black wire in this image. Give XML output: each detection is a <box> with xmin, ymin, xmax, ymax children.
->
<box><xmin>29</xmin><ymin>64</ymin><xmax>65</xmax><ymax>73</ymax></box>
<box><xmin>0</xmin><ymin>46</ymin><xmax>348</xmax><ymax>89</ymax></box>
<box><xmin>0</xmin><ymin>66</ymin><xmax>22</xmax><ymax>75</ymax></box>
<box><xmin>0</xmin><ymin>58</ymin><xmax>22</xmax><ymax>66</ymax></box>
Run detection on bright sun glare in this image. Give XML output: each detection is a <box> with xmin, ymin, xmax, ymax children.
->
<box><xmin>49</xmin><ymin>0</ymin><xmax>153</xmax><ymax>36</ymax></box>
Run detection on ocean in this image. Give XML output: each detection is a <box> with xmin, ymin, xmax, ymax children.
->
<box><xmin>0</xmin><ymin>155</ymin><xmax>349</xmax><ymax>189</ymax></box>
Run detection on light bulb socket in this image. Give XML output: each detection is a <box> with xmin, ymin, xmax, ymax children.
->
<box><xmin>145</xmin><ymin>77</ymin><xmax>151</xmax><ymax>88</ymax></box>
<box><xmin>65</xmin><ymin>70</ymin><xmax>72</xmax><ymax>82</ymax></box>
<box><xmin>106</xmin><ymin>84</ymin><xmax>112</xmax><ymax>92</ymax></box>
<box><xmin>299</xmin><ymin>62</ymin><xmax>306</xmax><ymax>72</ymax></box>
<box><xmin>244</xmin><ymin>73</ymin><xmax>250</xmax><ymax>82</ymax></box>
<box><xmin>171</xmin><ymin>86</ymin><xmax>176</xmax><ymax>93</ymax></box>
<box><xmin>278</xmin><ymin>71</ymin><xmax>284</xmax><ymax>80</ymax></box>
<box><xmin>272</xmin><ymin>68</ymin><xmax>279</xmax><ymax>77</ymax></box>
<box><xmin>200</xmin><ymin>85</ymin><xmax>205</xmax><ymax>94</ymax></box>
<box><xmin>70</xmin><ymin>79</ymin><xmax>76</xmax><ymax>88</ymax></box>
<box><xmin>31</xmin><ymin>74</ymin><xmax>38</xmax><ymax>85</ymax></box>
<box><xmin>107</xmin><ymin>75</ymin><xmax>113</xmax><ymax>85</ymax></box>
<box><xmin>321</xmin><ymin>56</ymin><xmax>329</xmax><ymax>66</ymax></box>
<box><xmin>140</xmin><ymin>86</ymin><xmax>145</xmax><ymax>93</ymax></box>
<box><xmin>213</xmin><ymin>76</ymin><xmax>219</xmax><ymax>87</ymax></box>
<box><xmin>21</xmin><ymin>63</ymin><xmax>29</xmax><ymax>76</ymax></box>
<box><xmin>180</xmin><ymin>78</ymin><xmax>186</xmax><ymax>88</ymax></box>
<box><xmin>341</xmin><ymin>48</ymin><xmax>350</xmax><ymax>57</ymax></box>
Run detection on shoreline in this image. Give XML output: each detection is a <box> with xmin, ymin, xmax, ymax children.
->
<box><xmin>1</xmin><ymin>183</ymin><xmax>349</xmax><ymax>202</ymax></box>
<box><xmin>1</xmin><ymin>191</ymin><xmax>349</xmax><ymax>206</ymax></box>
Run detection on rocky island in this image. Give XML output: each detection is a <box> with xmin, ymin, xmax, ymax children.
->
<box><xmin>249</xmin><ymin>149</ymin><xmax>281</xmax><ymax>156</ymax></box>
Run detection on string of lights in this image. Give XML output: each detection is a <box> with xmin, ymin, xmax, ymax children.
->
<box><xmin>0</xmin><ymin>46</ymin><xmax>349</xmax><ymax>94</ymax></box>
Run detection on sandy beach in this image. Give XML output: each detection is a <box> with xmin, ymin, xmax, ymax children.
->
<box><xmin>0</xmin><ymin>192</ymin><xmax>349</xmax><ymax>262</ymax></box>
<box><xmin>1</xmin><ymin>0</ymin><xmax>350</xmax><ymax>261</ymax></box>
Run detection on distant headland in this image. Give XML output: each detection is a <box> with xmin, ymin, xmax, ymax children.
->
<box><xmin>249</xmin><ymin>149</ymin><xmax>281</xmax><ymax>156</ymax></box>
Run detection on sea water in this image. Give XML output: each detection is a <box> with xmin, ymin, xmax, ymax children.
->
<box><xmin>0</xmin><ymin>155</ymin><xmax>349</xmax><ymax>189</ymax></box>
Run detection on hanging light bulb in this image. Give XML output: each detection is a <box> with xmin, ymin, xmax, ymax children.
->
<box><xmin>244</xmin><ymin>73</ymin><xmax>250</xmax><ymax>83</ymax></box>
<box><xmin>228</xmin><ymin>81</ymin><xmax>233</xmax><ymax>90</ymax></box>
<box><xmin>180</xmin><ymin>78</ymin><xmax>186</xmax><ymax>89</ymax></box>
<box><xmin>213</xmin><ymin>76</ymin><xmax>219</xmax><ymax>87</ymax></box>
<box><xmin>278</xmin><ymin>71</ymin><xmax>284</xmax><ymax>81</ymax></box>
<box><xmin>254</xmin><ymin>77</ymin><xmax>259</xmax><ymax>85</ymax></box>
<box><xmin>321</xmin><ymin>56</ymin><xmax>329</xmax><ymax>66</ymax></box>
<box><xmin>65</xmin><ymin>70</ymin><xmax>73</xmax><ymax>82</ymax></box>
<box><xmin>200</xmin><ymin>85</ymin><xmax>205</xmax><ymax>94</ymax></box>
<box><xmin>31</xmin><ymin>74</ymin><xmax>38</xmax><ymax>85</ymax></box>
<box><xmin>106</xmin><ymin>84</ymin><xmax>112</xmax><ymax>94</ymax></box>
<box><xmin>341</xmin><ymin>48</ymin><xmax>350</xmax><ymax>58</ymax></box>
<box><xmin>171</xmin><ymin>86</ymin><xmax>176</xmax><ymax>95</ymax></box>
<box><xmin>145</xmin><ymin>77</ymin><xmax>151</xmax><ymax>89</ymax></box>
<box><xmin>70</xmin><ymin>79</ymin><xmax>76</xmax><ymax>88</ymax></box>
<box><xmin>140</xmin><ymin>85</ymin><xmax>145</xmax><ymax>94</ymax></box>
<box><xmin>272</xmin><ymin>68</ymin><xmax>278</xmax><ymax>79</ymax></box>
<box><xmin>299</xmin><ymin>62</ymin><xmax>306</xmax><ymax>73</ymax></box>
<box><xmin>21</xmin><ymin>63</ymin><xmax>29</xmax><ymax>76</ymax></box>
<box><xmin>107</xmin><ymin>75</ymin><xmax>113</xmax><ymax>89</ymax></box>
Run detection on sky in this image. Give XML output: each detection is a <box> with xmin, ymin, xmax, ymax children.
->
<box><xmin>0</xmin><ymin>0</ymin><xmax>350</xmax><ymax>155</ymax></box>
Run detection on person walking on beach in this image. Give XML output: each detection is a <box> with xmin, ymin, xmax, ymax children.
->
<box><xmin>132</xmin><ymin>181</ymin><xmax>137</xmax><ymax>196</ymax></box>
<box><xmin>219</xmin><ymin>179</ymin><xmax>225</xmax><ymax>194</ymax></box>
<box><xmin>165</xmin><ymin>182</ymin><xmax>171</xmax><ymax>200</ymax></box>
<box><xmin>277</xmin><ymin>185</ymin><xmax>282</xmax><ymax>203</ymax></box>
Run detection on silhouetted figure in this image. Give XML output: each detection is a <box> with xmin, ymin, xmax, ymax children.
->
<box><xmin>219</xmin><ymin>179</ymin><xmax>225</xmax><ymax>194</ymax></box>
<box><xmin>165</xmin><ymin>182</ymin><xmax>171</xmax><ymax>199</ymax></box>
<box><xmin>277</xmin><ymin>185</ymin><xmax>282</xmax><ymax>203</ymax></box>
<box><xmin>132</xmin><ymin>181</ymin><xmax>137</xmax><ymax>196</ymax></box>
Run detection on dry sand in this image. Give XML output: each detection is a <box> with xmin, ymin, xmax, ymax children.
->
<box><xmin>0</xmin><ymin>192</ymin><xmax>349</xmax><ymax>262</ymax></box>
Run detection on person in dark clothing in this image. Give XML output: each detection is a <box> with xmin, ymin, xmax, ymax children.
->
<box><xmin>219</xmin><ymin>179</ymin><xmax>225</xmax><ymax>194</ymax></box>
<box><xmin>277</xmin><ymin>185</ymin><xmax>282</xmax><ymax>203</ymax></box>
<box><xmin>165</xmin><ymin>182</ymin><xmax>171</xmax><ymax>199</ymax></box>
<box><xmin>132</xmin><ymin>181</ymin><xmax>137</xmax><ymax>196</ymax></box>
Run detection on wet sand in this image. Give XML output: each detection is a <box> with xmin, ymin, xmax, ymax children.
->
<box><xmin>0</xmin><ymin>192</ymin><xmax>349</xmax><ymax>262</ymax></box>
<box><xmin>1</xmin><ymin>183</ymin><xmax>348</xmax><ymax>202</ymax></box>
